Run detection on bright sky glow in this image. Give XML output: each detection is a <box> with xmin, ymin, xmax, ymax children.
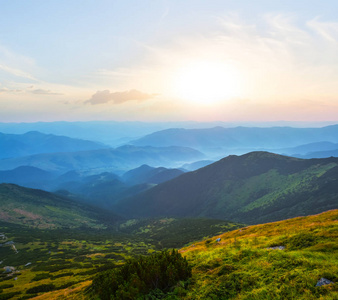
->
<box><xmin>171</xmin><ymin>61</ymin><xmax>242</xmax><ymax>105</ymax></box>
<box><xmin>1</xmin><ymin>0</ymin><xmax>338</xmax><ymax>123</ymax></box>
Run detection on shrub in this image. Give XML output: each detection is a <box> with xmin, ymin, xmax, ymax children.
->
<box><xmin>0</xmin><ymin>292</ymin><xmax>21</xmax><ymax>300</ymax></box>
<box><xmin>287</xmin><ymin>233</ymin><xmax>317</xmax><ymax>250</ymax></box>
<box><xmin>52</xmin><ymin>272</ymin><xmax>74</xmax><ymax>279</ymax></box>
<box><xmin>91</xmin><ymin>249</ymin><xmax>192</xmax><ymax>300</ymax></box>
<box><xmin>0</xmin><ymin>283</ymin><xmax>14</xmax><ymax>289</ymax></box>
<box><xmin>26</xmin><ymin>283</ymin><xmax>56</xmax><ymax>294</ymax></box>
<box><xmin>31</xmin><ymin>273</ymin><xmax>51</xmax><ymax>282</ymax></box>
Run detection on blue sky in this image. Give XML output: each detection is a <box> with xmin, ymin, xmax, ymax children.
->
<box><xmin>1</xmin><ymin>0</ymin><xmax>338</xmax><ymax>122</ymax></box>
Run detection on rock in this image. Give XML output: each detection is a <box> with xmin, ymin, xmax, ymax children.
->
<box><xmin>216</xmin><ymin>238</ymin><xmax>221</xmax><ymax>242</ymax></box>
<box><xmin>3</xmin><ymin>266</ymin><xmax>15</xmax><ymax>273</ymax></box>
<box><xmin>267</xmin><ymin>246</ymin><xmax>285</xmax><ymax>250</ymax></box>
<box><xmin>316</xmin><ymin>277</ymin><xmax>334</xmax><ymax>287</ymax></box>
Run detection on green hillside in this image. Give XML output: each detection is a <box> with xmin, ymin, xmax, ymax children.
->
<box><xmin>1</xmin><ymin>210</ymin><xmax>336</xmax><ymax>299</ymax></box>
<box><xmin>115</xmin><ymin>152</ymin><xmax>338</xmax><ymax>224</ymax></box>
<box><xmin>180</xmin><ymin>209</ymin><xmax>338</xmax><ymax>299</ymax></box>
<box><xmin>88</xmin><ymin>210</ymin><xmax>338</xmax><ymax>300</ymax></box>
<box><xmin>0</xmin><ymin>183</ymin><xmax>120</xmax><ymax>229</ymax></box>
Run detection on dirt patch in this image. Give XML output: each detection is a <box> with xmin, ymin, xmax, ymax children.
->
<box><xmin>13</xmin><ymin>208</ymin><xmax>43</xmax><ymax>220</ymax></box>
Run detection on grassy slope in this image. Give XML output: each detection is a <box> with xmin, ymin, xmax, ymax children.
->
<box><xmin>0</xmin><ymin>224</ymin><xmax>154</xmax><ymax>300</ymax></box>
<box><xmin>118</xmin><ymin>217</ymin><xmax>244</xmax><ymax>249</ymax></box>
<box><xmin>180</xmin><ymin>209</ymin><xmax>338</xmax><ymax>299</ymax></box>
<box><xmin>9</xmin><ymin>210</ymin><xmax>336</xmax><ymax>299</ymax></box>
<box><xmin>0</xmin><ymin>184</ymin><xmax>120</xmax><ymax>229</ymax></box>
<box><xmin>0</xmin><ymin>217</ymin><xmax>242</xmax><ymax>299</ymax></box>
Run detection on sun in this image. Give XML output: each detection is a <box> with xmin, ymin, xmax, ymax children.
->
<box><xmin>171</xmin><ymin>61</ymin><xmax>242</xmax><ymax>105</ymax></box>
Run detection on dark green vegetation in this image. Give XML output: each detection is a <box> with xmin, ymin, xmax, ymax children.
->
<box><xmin>0</xmin><ymin>208</ymin><xmax>336</xmax><ymax>299</ymax></box>
<box><xmin>92</xmin><ymin>249</ymin><xmax>192</xmax><ymax>299</ymax></box>
<box><xmin>119</xmin><ymin>218</ymin><xmax>243</xmax><ymax>249</ymax></box>
<box><xmin>181</xmin><ymin>209</ymin><xmax>338</xmax><ymax>299</ymax></box>
<box><xmin>115</xmin><ymin>152</ymin><xmax>338</xmax><ymax>224</ymax></box>
<box><xmin>0</xmin><ymin>183</ymin><xmax>120</xmax><ymax>228</ymax></box>
<box><xmin>0</xmin><ymin>222</ymin><xmax>155</xmax><ymax>299</ymax></box>
<box><xmin>0</xmin><ymin>205</ymin><xmax>240</xmax><ymax>299</ymax></box>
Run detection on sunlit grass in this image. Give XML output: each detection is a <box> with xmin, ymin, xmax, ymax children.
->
<box><xmin>181</xmin><ymin>210</ymin><xmax>338</xmax><ymax>299</ymax></box>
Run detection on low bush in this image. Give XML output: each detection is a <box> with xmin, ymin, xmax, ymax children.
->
<box><xmin>91</xmin><ymin>249</ymin><xmax>192</xmax><ymax>300</ymax></box>
<box><xmin>287</xmin><ymin>233</ymin><xmax>318</xmax><ymax>250</ymax></box>
<box><xmin>26</xmin><ymin>283</ymin><xmax>56</xmax><ymax>294</ymax></box>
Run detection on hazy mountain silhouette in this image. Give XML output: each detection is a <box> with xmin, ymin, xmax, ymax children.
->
<box><xmin>122</xmin><ymin>165</ymin><xmax>184</xmax><ymax>185</ymax></box>
<box><xmin>130</xmin><ymin>125</ymin><xmax>338</xmax><ymax>157</ymax></box>
<box><xmin>0</xmin><ymin>166</ymin><xmax>55</xmax><ymax>190</ymax></box>
<box><xmin>0</xmin><ymin>131</ymin><xmax>108</xmax><ymax>159</ymax></box>
<box><xmin>0</xmin><ymin>145</ymin><xmax>205</xmax><ymax>174</ymax></box>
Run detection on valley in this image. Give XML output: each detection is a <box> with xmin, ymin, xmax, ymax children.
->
<box><xmin>0</xmin><ymin>122</ymin><xmax>337</xmax><ymax>299</ymax></box>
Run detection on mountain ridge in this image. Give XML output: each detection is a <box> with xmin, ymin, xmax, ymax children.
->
<box><xmin>114</xmin><ymin>151</ymin><xmax>338</xmax><ymax>224</ymax></box>
<box><xmin>0</xmin><ymin>131</ymin><xmax>109</xmax><ymax>159</ymax></box>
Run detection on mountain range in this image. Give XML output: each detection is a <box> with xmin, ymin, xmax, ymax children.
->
<box><xmin>0</xmin><ymin>131</ymin><xmax>108</xmax><ymax>159</ymax></box>
<box><xmin>0</xmin><ymin>145</ymin><xmax>204</xmax><ymax>174</ymax></box>
<box><xmin>130</xmin><ymin>125</ymin><xmax>338</xmax><ymax>157</ymax></box>
<box><xmin>114</xmin><ymin>151</ymin><xmax>338</xmax><ymax>224</ymax></box>
<box><xmin>3</xmin><ymin>120</ymin><xmax>327</xmax><ymax>146</ymax></box>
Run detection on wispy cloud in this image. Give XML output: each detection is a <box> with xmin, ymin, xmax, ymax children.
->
<box><xmin>30</xmin><ymin>88</ymin><xmax>63</xmax><ymax>95</ymax></box>
<box><xmin>0</xmin><ymin>63</ymin><xmax>38</xmax><ymax>81</ymax></box>
<box><xmin>0</xmin><ymin>85</ymin><xmax>62</xmax><ymax>96</ymax></box>
<box><xmin>307</xmin><ymin>17</ymin><xmax>338</xmax><ymax>43</ymax></box>
<box><xmin>0</xmin><ymin>87</ymin><xmax>22</xmax><ymax>93</ymax></box>
<box><xmin>85</xmin><ymin>89</ymin><xmax>157</xmax><ymax>105</ymax></box>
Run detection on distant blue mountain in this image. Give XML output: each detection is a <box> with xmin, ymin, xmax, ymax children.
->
<box><xmin>0</xmin><ymin>166</ymin><xmax>55</xmax><ymax>190</ymax></box>
<box><xmin>130</xmin><ymin>125</ymin><xmax>338</xmax><ymax>158</ymax></box>
<box><xmin>181</xmin><ymin>160</ymin><xmax>214</xmax><ymax>171</ymax></box>
<box><xmin>122</xmin><ymin>164</ymin><xmax>184</xmax><ymax>185</ymax></box>
<box><xmin>0</xmin><ymin>131</ymin><xmax>108</xmax><ymax>159</ymax></box>
<box><xmin>273</xmin><ymin>141</ymin><xmax>338</xmax><ymax>157</ymax></box>
<box><xmin>0</xmin><ymin>145</ymin><xmax>205</xmax><ymax>174</ymax></box>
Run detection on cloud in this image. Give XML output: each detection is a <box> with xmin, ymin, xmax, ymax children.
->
<box><xmin>0</xmin><ymin>87</ymin><xmax>22</xmax><ymax>94</ymax></box>
<box><xmin>0</xmin><ymin>63</ymin><xmax>38</xmax><ymax>81</ymax></box>
<box><xmin>0</xmin><ymin>85</ymin><xmax>62</xmax><ymax>96</ymax></box>
<box><xmin>85</xmin><ymin>89</ymin><xmax>157</xmax><ymax>105</ymax></box>
<box><xmin>30</xmin><ymin>89</ymin><xmax>63</xmax><ymax>95</ymax></box>
<box><xmin>307</xmin><ymin>17</ymin><xmax>338</xmax><ymax>43</ymax></box>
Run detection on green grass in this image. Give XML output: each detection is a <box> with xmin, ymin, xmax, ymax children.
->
<box><xmin>1</xmin><ymin>210</ymin><xmax>337</xmax><ymax>299</ymax></box>
<box><xmin>181</xmin><ymin>209</ymin><xmax>338</xmax><ymax>299</ymax></box>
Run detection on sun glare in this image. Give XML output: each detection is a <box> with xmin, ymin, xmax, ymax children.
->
<box><xmin>171</xmin><ymin>61</ymin><xmax>242</xmax><ymax>105</ymax></box>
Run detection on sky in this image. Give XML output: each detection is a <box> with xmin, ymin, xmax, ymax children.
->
<box><xmin>1</xmin><ymin>0</ymin><xmax>338</xmax><ymax>123</ymax></box>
